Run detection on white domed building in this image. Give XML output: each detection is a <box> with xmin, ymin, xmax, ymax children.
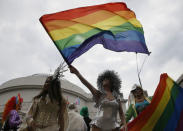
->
<box><xmin>0</xmin><ymin>74</ymin><xmax>127</xmax><ymax>127</ymax></box>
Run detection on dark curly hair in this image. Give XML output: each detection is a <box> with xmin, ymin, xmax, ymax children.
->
<box><xmin>97</xmin><ymin>70</ymin><xmax>121</xmax><ymax>94</ymax></box>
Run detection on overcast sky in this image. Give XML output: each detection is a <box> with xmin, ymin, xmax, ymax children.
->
<box><xmin>0</xmin><ymin>0</ymin><xmax>183</xmax><ymax>99</ymax></box>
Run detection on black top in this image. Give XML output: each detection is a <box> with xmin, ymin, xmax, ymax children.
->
<box><xmin>83</xmin><ymin>117</ymin><xmax>92</xmax><ymax>131</ymax></box>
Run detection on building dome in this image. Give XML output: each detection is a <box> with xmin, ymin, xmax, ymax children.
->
<box><xmin>0</xmin><ymin>74</ymin><xmax>91</xmax><ymax>99</ymax></box>
<box><xmin>0</xmin><ymin>74</ymin><xmax>49</xmax><ymax>89</ymax></box>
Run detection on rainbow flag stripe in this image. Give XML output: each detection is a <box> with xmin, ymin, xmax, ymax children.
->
<box><xmin>124</xmin><ymin>73</ymin><xmax>183</xmax><ymax>131</ymax></box>
<box><xmin>40</xmin><ymin>2</ymin><xmax>150</xmax><ymax>64</ymax></box>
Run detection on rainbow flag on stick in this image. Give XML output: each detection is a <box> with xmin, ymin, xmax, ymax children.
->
<box><xmin>123</xmin><ymin>73</ymin><xmax>183</xmax><ymax>131</ymax></box>
<box><xmin>40</xmin><ymin>2</ymin><xmax>150</xmax><ymax>64</ymax></box>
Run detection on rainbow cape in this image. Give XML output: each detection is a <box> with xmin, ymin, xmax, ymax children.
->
<box><xmin>124</xmin><ymin>73</ymin><xmax>183</xmax><ymax>131</ymax></box>
<box><xmin>40</xmin><ymin>2</ymin><xmax>150</xmax><ymax>64</ymax></box>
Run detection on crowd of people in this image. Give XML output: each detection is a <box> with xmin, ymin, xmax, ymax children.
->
<box><xmin>1</xmin><ymin>65</ymin><xmax>151</xmax><ymax>131</ymax></box>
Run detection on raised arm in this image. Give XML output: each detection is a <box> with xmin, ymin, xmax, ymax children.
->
<box><xmin>69</xmin><ymin>65</ymin><xmax>98</xmax><ymax>96</ymax></box>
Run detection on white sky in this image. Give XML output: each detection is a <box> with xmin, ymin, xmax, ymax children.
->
<box><xmin>0</xmin><ymin>0</ymin><xmax>183</xmax><ymax>99</ymax></box>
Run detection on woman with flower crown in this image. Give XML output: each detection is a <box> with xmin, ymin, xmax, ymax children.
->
<box><xmin>20</xmin><ymin>64</ymin><xmax>69</xmax><ymax>131</ymax></box>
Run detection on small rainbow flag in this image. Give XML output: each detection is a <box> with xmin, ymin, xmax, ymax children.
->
<box><xmin>40</xmin><ymin>2</ymin><xmax>150</xmax><ymax>64</ymax></box>
<box><xmin>123</xmin><ymin>73</ymin><xmax>183</xmax><ymax>131</ymax></box>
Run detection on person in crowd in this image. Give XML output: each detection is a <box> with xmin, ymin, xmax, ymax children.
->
<box><xmin>1</xmin><ymin>94</ymin><xmax>23</xmax><ymax>131</ymax></box>
<box><xmin>20</xmin><ymin>65</ymin><xmax>69</xmax><ymax>131</ymax></box>
<box><xmin>67</xmin><ymin>103</ymin><xmax>87</xmax><ymax>131</ymax></box>
<box><xmin>80</xmin><ymin>106</ymin><xmax>92</xmax><ymax>131</ymax></box>
<box><xmin>125</xmin><ymin>84</ymin><xmax>152</xmax><ymax>123</ymax></box>
<box><xmin>69</xmin><ymin>65</ymin><xmax>127</xmax><ymax>131</ymax></box>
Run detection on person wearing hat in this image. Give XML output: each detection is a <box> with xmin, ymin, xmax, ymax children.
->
<box><xmin>80</xmin><ymin>106</ymin><xmax>92</xmax><ymax>131</ymax></box>
<box><xmin>125</xmin><ymin>84</ymin><xmax>152</xmax><ymax>123</ymax></box>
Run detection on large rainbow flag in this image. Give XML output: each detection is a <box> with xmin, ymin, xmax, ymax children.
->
<box><xmin>123</xmin><ymin>73</ymin><xmax>183</xmax><ymax>131</ymax></box>
<box><xmin>40</xmin><ymin>2</ymin><xmax>150</xmax><ymax>64</ymax></box>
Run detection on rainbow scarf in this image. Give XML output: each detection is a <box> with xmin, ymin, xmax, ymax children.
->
<box><xmin>124</xmin><ymin>73</ymin><xmax>183</xmax><ymax>131</ymax></box>
<box><xmin>40</xmin><ymin>2</ymin><xmax>150</xmax><ymax>64</ymax></box>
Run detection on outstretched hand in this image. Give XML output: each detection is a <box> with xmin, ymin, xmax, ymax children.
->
<box><xmin>68</xmin><ymin>65</ymin><xmax>79</xmax><ymax>75</ymax></box>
